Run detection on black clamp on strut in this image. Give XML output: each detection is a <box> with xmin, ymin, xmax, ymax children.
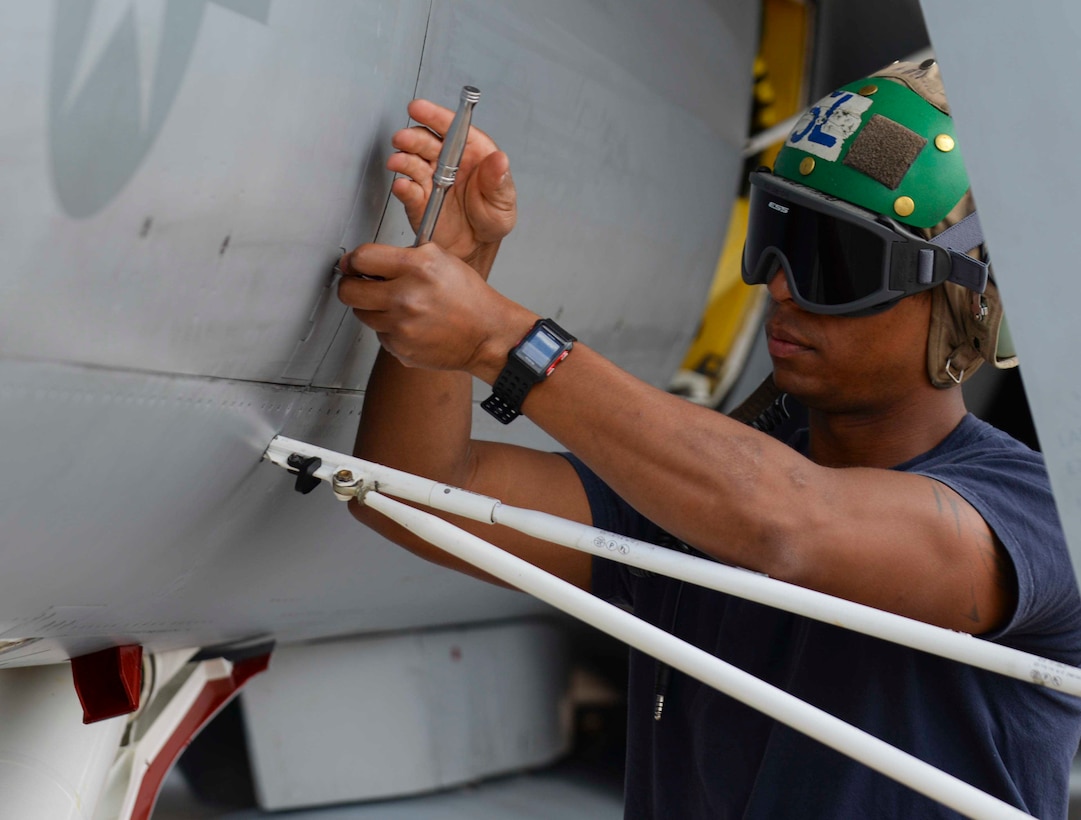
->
<box><xmin>286</xmin><ymin>453</ymin><xmax>322</xmax><ymax>495</ymax></box>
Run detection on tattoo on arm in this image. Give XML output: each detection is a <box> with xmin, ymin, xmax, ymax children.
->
<box><xmin>965</xmin><ymin>582</ymin><xmax>980</xmax><ymax>624</ymax></box>
<box><xmin>929</xmin><ymin>479</ymin><xmax>1016</xmax><ymax>626</ymax></box>
<box><xmin>929</xmin><ymin>480</ymin><xmax>963</xmax><ymax>538</ymax></box>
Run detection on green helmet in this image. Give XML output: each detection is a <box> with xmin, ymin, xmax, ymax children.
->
<box><xmin>773</xmin><ymin>64</ymin><xmax>969</xmax><ymax>229</ymax></box>
<box><xmin>770</xmin><ymin>60</ymin><xmax>1017</xmax><ymax>387</ymax></box>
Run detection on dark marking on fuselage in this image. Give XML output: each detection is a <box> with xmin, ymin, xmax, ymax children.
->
<box><xmin>49</xmin><ymin>0</ymin><xmax>271</xmax><ymax>219</ymax></box>
<box><xmin>219</xmin><ymin>234</ymin><xmax>231</xmax><ymax>256</ymax></box>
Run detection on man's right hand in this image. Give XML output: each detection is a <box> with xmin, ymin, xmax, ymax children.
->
<box><xmin>388</xmin><ymin>99</ymin><xmax>517</xmax><ymax>269</ymax></box>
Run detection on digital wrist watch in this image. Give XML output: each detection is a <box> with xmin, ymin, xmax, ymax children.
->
<box><xmin>481</xmin><ymin>318</ymin><xmax>576</xmax><ymax>424</ymax></box>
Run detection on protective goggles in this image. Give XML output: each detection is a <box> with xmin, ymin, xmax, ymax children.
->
<box><xmin>741</xmin><ymin>171</ymin><xmax>988</xmax><ymax>316</ymax></box>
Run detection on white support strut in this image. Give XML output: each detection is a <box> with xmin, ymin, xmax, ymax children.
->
<box><xmin>262</xmin><ymin>435</ymin><xmax>1073</xmax><ymax>817</ymax></box>
<box><xmin>360</xmin><ymin>489</ymin><xmax>1031</xmax><ymax>820</ymax></box>
<box><xmin>266</xmin><ymin>435</ymin><xmax>1081</xmax><ymax>699</ymax></box>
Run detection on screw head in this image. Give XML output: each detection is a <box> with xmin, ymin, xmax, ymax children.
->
<box><xmin>893</xmin><ymin>196</ymin><xmax>915</xmax><ymax>217</ymax></box>
<box><xmin>934</xmin><ymin>134</ymin><xmax>955</xmax><ymax>153</ymax></box>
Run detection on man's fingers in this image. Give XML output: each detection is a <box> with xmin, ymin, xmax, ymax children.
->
<box><xmin>387</xmin><ymin>151</ymin><xmax>434</xmax><ymax>186</ymax></box>
<box><xmin>392</xmin><ymin>125</ymin><xmax>443</xmax><ymax>163</ymax></box>
<box><xmin>406</xmin><ymin>99</ymin><xmax>457</xmax><ymax>138</ymax></box>
<box><xmin>338</xmin><ymin>243</ymin><xmax>413</xmax><ymax>283</ymax></box>
<box><xmin>390</xmin><ymin>177</ymin><xmax>426</xmax><ymax>213</ymax></box>
<box><xmin>406</xmin><ymin>98</ymin><xmax>498</xmax><ymax>156</ymax></box>
<box><xmin>350</xmin><ymin>307</ymin><xmax>393</xmax><ymax>333</ymax></box>
<box><xmin>474</xmin><ymin>151</ymin><xmax>515</xmax><ymax>207</ymax></box>
<box><xmin>339</xmin><ymin>276</ymin><xmax>381</xmax><ymax>311</ymax></box>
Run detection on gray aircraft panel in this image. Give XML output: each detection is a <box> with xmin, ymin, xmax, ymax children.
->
<box><xmin>0</xmin><ymin>359</ymin><xmax>552</xmax><ymax>668</ymax></box>
<box><xmin>0</xmin><ymin>0</ymin><xmax>758</xmax><ymax>668</ymax></box>
<box><xmin>314</xmin><ymin>0</ymin><xmax>758</xmax><ymax>391</ymax></box>
<box><xmin>2</xmin><ymin>1</ymin><xmax>427</xmax><ymax>385</ymax></box>
<box><xmin>919</xmin><ymin>2</ymin><xmax>1081</xmax><ymax>591</ymax></box>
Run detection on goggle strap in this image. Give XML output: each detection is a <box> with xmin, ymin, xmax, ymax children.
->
<box><xmin>930</xmin><ymin>211</ymin><xmax>989</xmax><ymax>293</ymax></box>
<box><xmin>930</xmin><ymin>211</ymin><xmax>984</xmax><ymax>254</ymax></box>
<box><xmin>918</xmin><ymin>249</ymin><xmax>935</xmax><ymax>285</ymax></box>
<box><xmin>946</xmin><ymin>251</ymin><xmax>989</xmax><ymax>293</ymax></box>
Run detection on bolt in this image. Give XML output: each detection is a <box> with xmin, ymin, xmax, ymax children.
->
<box><xmin>331</xmin><ymin>468</ymin><xmax>362</xmax><ymax>503</ymax></box>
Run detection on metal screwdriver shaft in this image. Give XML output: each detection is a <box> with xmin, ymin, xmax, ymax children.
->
<box><xmin>413</xmin><ymin>85</ymin><xmax>480</xmax><ymax>246</ymax></box>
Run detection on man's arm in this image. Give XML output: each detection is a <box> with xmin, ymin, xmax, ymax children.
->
<box><xmin>495</xmin><ymin>342</ymin><xmax>1017</xmax><ymax>634</ymax></box>
<box><xmin>342</xmin><ymin>102</ymin><xmax>593</xmax><ymax>590</ymax></box>
<box><xmin>347</xmin><ymin>290</ymin><xmax>593</xmax><ymax>591</ymax></box>
<box><xmin>340</xmin><ymin>241</ymin><xmax>1016</xmax><ymax>634</ymax></box>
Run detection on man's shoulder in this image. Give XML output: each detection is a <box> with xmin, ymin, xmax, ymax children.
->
<box><xmin>910</xmin><ymin>415</ymin><xmax>1081</xmax><ymax>655</ymax></box>
<box><xmin>909</xmin><ymin>413</ymin><xmax>1041</xmax><ymax>466</ymax></box>
<box><xmin>896</xmin><ymin>413</ymin><xmax>1051</xmax><ymax>495</ymax></box>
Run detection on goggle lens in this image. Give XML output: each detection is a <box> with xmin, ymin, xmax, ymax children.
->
<box><xmin>743</xmin><ymin>182</ymin><xmax>893</xmax><ymax>310</ymax></box>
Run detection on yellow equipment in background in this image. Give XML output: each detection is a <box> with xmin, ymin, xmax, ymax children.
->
<box><xmin>671</xmin><ymin>0</ymin><xmax>812</xmax><ymax>406</ymax></box>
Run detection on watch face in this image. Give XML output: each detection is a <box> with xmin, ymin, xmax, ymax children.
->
<box><xmin>516</xmin><ymin>326</ymin><xmax>564</xmax><ymax>372</ymax></box>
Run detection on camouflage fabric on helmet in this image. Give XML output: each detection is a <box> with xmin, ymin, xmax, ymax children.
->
<box><xmin>873</xmin><ymin>62</ymin><xmax>1017</xmax><ymax>387</ymax></box>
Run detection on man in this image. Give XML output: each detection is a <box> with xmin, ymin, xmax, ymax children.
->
<box><xmin>336</xmin><ymin>61</ymin><xmax>1081</xmax><ymax>818</ymax></box>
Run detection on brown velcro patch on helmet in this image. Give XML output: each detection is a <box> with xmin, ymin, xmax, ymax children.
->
<box><xmin>843</xmin><ymin>114</ymin><xmax>927</xmax><ymax>190</ymax></box>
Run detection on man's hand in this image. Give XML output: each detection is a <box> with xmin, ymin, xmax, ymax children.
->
<box><xmin>337</xmin><ymin>242</ymin><xmax>536</xmax><ymax>378</ymax></box>
<box><xmin>389</xmin><ymin>99</ymin><xmax>517</xmax><ymax>268</ymax></box>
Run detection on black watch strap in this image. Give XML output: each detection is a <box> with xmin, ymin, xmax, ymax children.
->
<box><xmin>482</xmin><ymin>319</ymin><xmax>575</xmax><ymax>425</ymax></box>
<box><xmin>481</xmin><ymin>358</ymin><xmax>537</xmax><ymax>423</ymax></box>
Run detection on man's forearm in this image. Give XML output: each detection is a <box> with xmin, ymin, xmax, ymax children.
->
<box><xmin>353</xmin><ymin>350</ymin><xmax>474</xmax><ymax>485</ymax></box>
<box><xmin>349</xmin><ymin>242</ymin><xmax>523</xmax><ymax>583</ymax></box>
<box><xmin>353</xmin><ymin>241</ymin><xmax>501</xmax><ymax>483</ymax></box>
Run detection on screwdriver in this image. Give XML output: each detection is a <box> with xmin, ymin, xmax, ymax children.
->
<box><xmin>413</xmin><ymin>85</ymin><xmax>481</xmax><ymax>246</ymax></box>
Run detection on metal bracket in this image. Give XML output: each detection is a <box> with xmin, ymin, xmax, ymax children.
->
<box><xmin>285</xmin><ymin>453</ymin><xmax>322</xmax><ymax>495</ymax></box>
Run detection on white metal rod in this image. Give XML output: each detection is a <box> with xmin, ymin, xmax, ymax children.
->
<box><xmin>265</xmin><ymin>436</ymin><xmax>1081</xmax><ymax>699</ymax></box>
<box><xmin>267</xmin><ymin>437</ymin><xmax>502</xmax><ymax>522</ymax></box>
<box><xmin>492</xmin><ymin>505</ymin><xmax>1081</xmax><ymax>697</ymax></box>
<box><xmin>361</xmin><ymin>489</ymin><xmax>1031</xmax><ymax>820</ymax></box>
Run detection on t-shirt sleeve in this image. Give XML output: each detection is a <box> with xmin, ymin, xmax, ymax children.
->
<box><xmin>914</xmin><ymin>444</ymin><xmax>1081</xmax><ymax>660</ymax></box>
<box><xmin>556</xmin><ymin>452</ymin><xmax>664</xmax><ymax>610</ymax></box>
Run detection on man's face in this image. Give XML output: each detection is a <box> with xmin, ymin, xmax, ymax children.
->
<box><xmin>764</xmin><ymin>270</ymin><xmax>933</xmax><ymax>414</ymax></box>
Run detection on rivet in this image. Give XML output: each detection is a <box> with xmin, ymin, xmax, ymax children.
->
<box><xmin>859</xmin><ymin>84</ymin><xmax>878</xmax><ymax>96</ymax></box>
<box><xmin>934</xmin><ymin>134</ymin><xmax>955</xmax><ymax>152</ymax></box>
<box><xmin>799</xmin><ymin>157</ymin><xmax>816</xmax><ymax>175</ymax></box>
<box><xmin>894</xmin><ymin>196</ymin><xmax>916</xmax><ymax>217</ymax></box>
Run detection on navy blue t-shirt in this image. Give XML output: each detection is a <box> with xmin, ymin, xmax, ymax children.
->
<box><xmin>566</xmin><ymin>414</ymin><xmax>1081</xmax><ymax>818</ymax></box>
